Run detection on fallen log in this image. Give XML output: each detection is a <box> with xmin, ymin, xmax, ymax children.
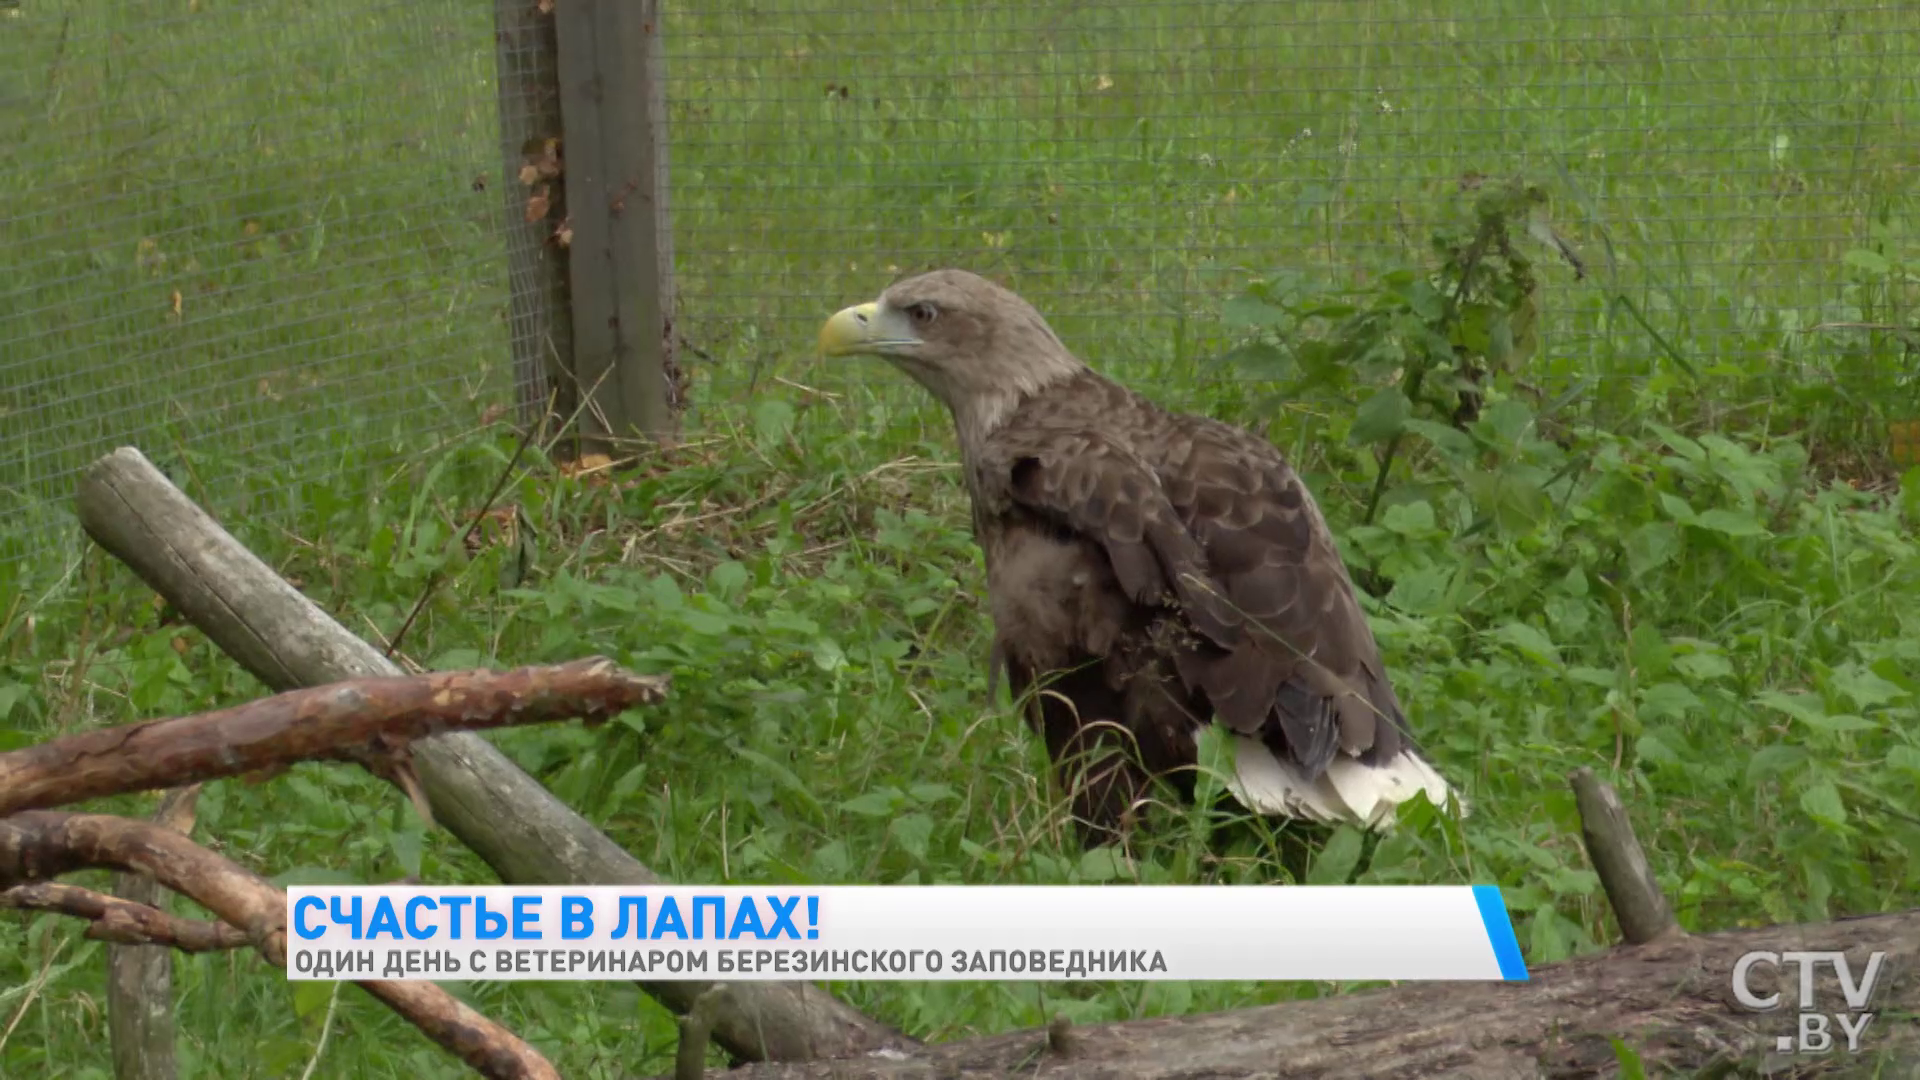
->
<box><xmin>680</xmin><ymin>907</ymin><xmax>1918</xmax><ymax>1080</ymax></box>
<box><xmin>75</xmin><ymin>446</ymin><xmax>909</xmax><ymax>1065</ymax></box>
<box><xmin>0</xmin><ymin>812</ymin><xmax>561</xmax><ymax>1080</ymax></box>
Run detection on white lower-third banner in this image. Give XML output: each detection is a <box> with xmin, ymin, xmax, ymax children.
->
<box><xmin>285</xmin><ymin>884</ymin><xmax>1528</xmax><ymax>983</ymax></box>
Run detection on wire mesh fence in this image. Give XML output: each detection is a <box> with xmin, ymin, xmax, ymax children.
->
<box><xmin>1</xmin><ymin>0</ymin><xmax>515</xmax><ymax>581</ymax></box>
<box><xmin>664</xmin><ymin>0</ymin><xmax>1919</xmax><ymax>441</ymax></box>
<box><xmin>4</xmin><ymin>0</ymin><xmax>1916</xmax><ymax>587</ymax></box>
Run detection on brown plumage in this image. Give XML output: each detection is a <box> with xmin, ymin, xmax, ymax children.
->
<box><xmin>820</xmin><ymin>269</ymin><xmax>1460</xmax><ymax>849</ymax></box>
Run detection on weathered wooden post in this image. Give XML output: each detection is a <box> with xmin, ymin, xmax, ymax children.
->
<box><xmin>491</xmin><ymin>0</ymin><xmax>679</xmax><ymax>460</ymax></box>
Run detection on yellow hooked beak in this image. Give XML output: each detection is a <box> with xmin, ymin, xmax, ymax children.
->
<box><xmin>818</xmin><ymin>301</ymin><xmax>921</xmax><ymax>358</ymax></box>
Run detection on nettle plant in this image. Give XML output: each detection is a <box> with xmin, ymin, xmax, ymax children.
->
<box><xmin>1220</xmin><ymin>176</ymin><xmax>1581</xmax><ymax>543</ymax></box>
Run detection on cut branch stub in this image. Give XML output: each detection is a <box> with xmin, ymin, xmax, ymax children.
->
<box><xmin>1568</xmin><ymin>766</ymin><xmax>1681</xmax><ymax>945</ymax></box>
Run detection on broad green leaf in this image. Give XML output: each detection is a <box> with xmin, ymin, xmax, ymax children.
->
<box><xmin>1625</xmin><ymin>522</ymin><xmax>1681</xmax><ymax>577</ymax></box>
<box><xmin>707</xmin><ymin>560</ymin><xmax>750</xmax><ymax>598</ymax></box>
<box><xmin>1746</xmin><ymin>744</ymin><xmax>1806</xmax><ymax>781</ymax></box>
<box><xmin>889</xmin><ymin>813</ymin><xmax>936</xmax><ymax>861</ymax></box>
<box><xmin>1672</xmin><ymin>651</ymin><xmax>1734</xmax><ymax>682</ymax></box>
<box><xmin>1386</xmin><ymin>565</ymin><xmax>1453</xmax><ymax>615</ymax></box>
<box><xmin>1219</xmin><ymin>340</ymin><xmax>1289</xmax><ymax>373</ymax></box>
<box><xmin>763</xmin><ymin>610</ymin><xmax>822</xmax><ymax>636</ymax></box>
<box><xmin>1637</xmin><ymin>682</ymin><xmax>1702</xmax><ymax>721</ymax></box>
<box><xmin>1465</xmin><ymin>467</ymin><xmax>1550</xmax><ymax>533</ymax></box>
<box><xmin>810</xmin><ymin>637</ymin><xmax>848</xmax><ymax>672</ymax></box>
<box><xmin>1634</xmin><ymin>729</ymin><xmax>1680</xmax><ymax>764</ymax></box>
<box><xmin>1479</xmin><ymin>399</ymin><xmax>1536</xmax><ymax>446</ymax></box>
<box><xmin>1492</xmin><ymin>621</ymin><xmax>1561</xmax><ymax>668</ymax></box>
<box><xmin>1842</xmin><ymin>248</ymin><xmax>1891</xmax><ymax>275</ymax></box>
<box><xmin>809</xmin><ymin>841</ymin><xmax>851</xmax><ymax>878</ymax></box>
<box><xmin>1647</xmin><ymin>423</ymin><xmax>1706</xmax><ymax>463</ymax></box>
<box><xmin>1692</xmin><ymin>508</ymin><xmax>1767</xmax><ymax>537</ymax></box>
<box><xmin>1658</xmin><ymin>492</ymin><xmax>1697</xmax><ymax>524</ymax></box>
<box><xmin>1752</xmin><ymin>691</ymin><xmax>1875</xmax><ymax>732</ymax></box>
<box><xmin>680</xmin><ymin>609</ymin><xmax>734</xmax><ymax>636</ymax></box>
<box><xmin>1828</xmin><ymin>665</ymin><xmax>1908</xmax><ymax>709</ymax></box>
<box><xmin>839</xmin><ymin>791</ymin><xmax>899</xmax><ymax>818</ymax></box>
<box><xmin>1076</xmin><ymin>847</ymin><xmax>1132</xmax><ymax>883</ymax></box>
<box><xmin>1402</xmin><ymin>417</ymin><xmax>1477</xmax><ymax>460</ymax></box>
<box><xmin>1393</xmin><ymin>277</ymin><xmax>1446</xmax><ymax>322</ymax></box>
<box><xmin>1222</xmin><ymin>295</ymin><xmax>1289</xmax><ymax>329</ymax></box>
<box><xmin>0</xmin><ymin>683</ymin><xmax>30</xmax><ymax>725</ymax></box>
<box><xmin>1381</xmin><ymin>499</ymin><xmax>1436</xmax><ymax>535</ymax></box>
<box><xmin>293</xmin><ymin>981</ymin><xmax>337</xmax><ymax>1021</ymax></box>
<box><xmin>1307</xmin><ymin>825</ymin><xmax>1366</xmax><ymax>884</ymax></box>
<box><xmin>1799</xmin><ymin>781</ymin><xmax>1847</xmax><ymax>827</ymax></box>
<box><xmin>1350</xmin><ymin>387</ymin><xmax>1412</xmax><ymax>444</ymax></box>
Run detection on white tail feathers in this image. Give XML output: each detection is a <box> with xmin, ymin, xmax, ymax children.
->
<box><xmin>1222</xmin><ymin>734</ymin><xmax>1465</xmax><ymax>829</ymax></box>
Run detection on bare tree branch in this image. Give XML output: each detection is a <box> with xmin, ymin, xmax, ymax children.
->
<box><xmin>1</xmin><ymin>882</ymin><xmax>249</xmax><ymax>952</ymax></box>
<box><xmin>0</xmin><ymin>658</ymin><xmax>667</xmax><ymax>817</ymax></box>
<box><xmin>0</xmin><ymin>812</ymin><xmax>559</xmax><ymax>1080</ymax></box>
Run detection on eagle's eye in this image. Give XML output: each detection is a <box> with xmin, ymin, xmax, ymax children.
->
<box><xmin>905</xmin><ymin>302</ymin><xmax>939</xmax><ymax>326</ymax></box>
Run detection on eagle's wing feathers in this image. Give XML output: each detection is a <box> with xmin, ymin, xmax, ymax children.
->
<box><xmin>1159</xmin><ymin>423</ymin><xmax>1413</xmax><ymax>775</ymax></box>
<box><xmin>984</xmin><ymin>410</ymin><xmax>1413</xmax><ymax>783</ymax></box>
<box><xmin>986</xmin><ymin>427</ymin><xmax>1241</xmax><ymax>647</ymax></box>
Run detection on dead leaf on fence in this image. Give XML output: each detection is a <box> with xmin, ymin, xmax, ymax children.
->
<box><xmin>520</xmin><ymin>137</ymin><xmax>563</xmax><ymax>183</ymax></box>
<box><xmin>525</xmin><ymin>186</ymin><xmax>551</xmax><ymax>222</ymax></box>
<box><xmin>552</xmin><ymin>217</ymin><xmax>573</xmax><ymax>248</ymax></box>
<box><xmin>170</xmin><ymin>290</ymin><xmax>183</xmax><ymax>319</ymax></box>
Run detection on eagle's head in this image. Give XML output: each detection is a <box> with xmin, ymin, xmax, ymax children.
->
<box><xmin>818</xmin><ymin>269</ymin><xmax>1086</xmax><ymax>418</ymax></box>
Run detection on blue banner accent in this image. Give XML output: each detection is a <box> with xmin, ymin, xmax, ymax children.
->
<box><xmin>1471</xmin><ymin>885</ymin><xmax>1529</xmax><ymax>981</ymax></box>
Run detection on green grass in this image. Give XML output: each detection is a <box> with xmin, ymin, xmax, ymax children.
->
<box><xmin>4</xmin><ymin>0</ymin><xmax>1920</xmax><ymax>1077</ymax></box>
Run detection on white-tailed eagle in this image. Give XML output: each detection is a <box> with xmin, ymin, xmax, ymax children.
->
<box><xmin>819</xmin><ymin>269</ymin><xmax>1461</xmax><ymax>848</ymax></box>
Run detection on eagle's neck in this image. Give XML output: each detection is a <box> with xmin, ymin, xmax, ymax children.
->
<box><xmin>949</xmin><ymin>391</ymin><xmax>1023</xmax><ymax>460</ymax></box>
<box><xmin>948</xmin><ymin>348</ymin><xmax>1086</xmax><ymax>458</ymax></box>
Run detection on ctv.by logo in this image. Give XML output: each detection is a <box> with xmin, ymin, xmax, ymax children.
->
<box><xmin>1731</xmin><ymin>950</ymin><xmax>1887</xmax><ymax>1054</ymax></box>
